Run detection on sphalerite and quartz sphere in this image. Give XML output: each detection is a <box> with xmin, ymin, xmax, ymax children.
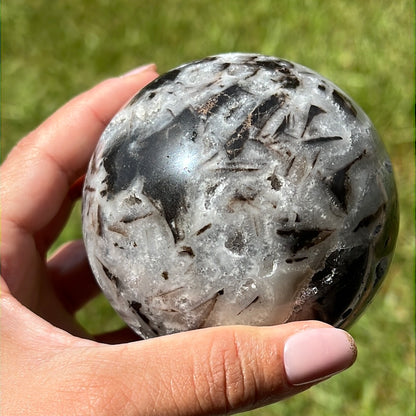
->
<box><xmin>82</xmin><ymin>53</ymin><xmax>398</xmax><ymax>339</ymax></box>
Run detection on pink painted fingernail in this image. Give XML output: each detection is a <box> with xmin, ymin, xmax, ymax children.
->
<box><xmin>120</xmin><ymin>63</ymin><xmax>157</xmax><ymax>77</ymax></box>
<box><xmin>284</xmin><ymin>328</ymin><xmax>357</xmax><ymax>386</ymax></box>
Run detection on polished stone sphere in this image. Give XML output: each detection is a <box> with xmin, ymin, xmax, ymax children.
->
<box><xmin>82</xmin><ymin>53</ymin><xmax>398</xmax><ymax>338</ymax></box>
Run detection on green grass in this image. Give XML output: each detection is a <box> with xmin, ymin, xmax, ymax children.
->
<box><xmin>2</xmin><ymin>1</ymin><xmax>414</xmax><ymax>415</ymax></box>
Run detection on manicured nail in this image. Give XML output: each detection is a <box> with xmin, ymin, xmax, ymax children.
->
<box><xmin>284</xmin><ymin>328</ymin><xmax>357</xmax><ymax>386</ymax></box>
<box><xmin>120</xmin><ymin>63</ymin><xmax>157</xmax><ymax>77</ymax></box>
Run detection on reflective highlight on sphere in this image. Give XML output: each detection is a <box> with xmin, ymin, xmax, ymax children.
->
<box><xmin>82</xmin><ymin>53</ymin><xmax>399</xmax><ymax>338</ymax></box>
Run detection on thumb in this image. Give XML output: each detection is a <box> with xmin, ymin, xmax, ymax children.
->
<box><xmin>77</xmin><ymin>322</ymin><xmax>356</xmax><ymax>415</ymax></box>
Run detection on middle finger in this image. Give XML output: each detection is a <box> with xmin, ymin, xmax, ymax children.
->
<box><xmin>47</xmin><ymin>240</ymin><xmax>100</xmax><ymax>314</ymax></box>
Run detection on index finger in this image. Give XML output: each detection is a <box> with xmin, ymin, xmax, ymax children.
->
<box><xmin>1</xmin><ymin>67</ymin><xmax>158</xmax><ymax>234</ymax></box>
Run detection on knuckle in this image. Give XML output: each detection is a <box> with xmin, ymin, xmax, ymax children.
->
<box><xmin>193</xmin><ymin>329</ymin><xmax>260</xmax><ymax>413</ymax></box>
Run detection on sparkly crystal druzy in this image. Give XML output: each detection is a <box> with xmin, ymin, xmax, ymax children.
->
<box><xmin>82</xmin><ymin>53</ymin><xmax>398</xmax><ymax>338</ymax></box>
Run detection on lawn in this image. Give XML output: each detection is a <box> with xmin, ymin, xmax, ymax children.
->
<box><xmin>2</xmin><ymin>1</ymin><xmax>414</xmax><ymax>415</ymax></box>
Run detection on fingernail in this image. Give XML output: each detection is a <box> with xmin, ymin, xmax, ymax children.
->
<box><xmin>120</xmin><ymin>63</ymin><xmax>157</xmax><ymax>77</ymax></box>
<box><xmin>284</xmin><ymin>328</ymin><xmax>357</xmax><ymax>386</ymax></box>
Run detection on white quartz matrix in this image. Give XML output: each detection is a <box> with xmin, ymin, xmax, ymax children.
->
<box><xmin>82</xmin><ymin>53</ymin><xmax>398</xmax><ymax>338</ymax></box>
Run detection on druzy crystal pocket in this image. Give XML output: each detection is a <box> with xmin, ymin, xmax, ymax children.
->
<box><xmin>82</xmin><ymin>53</ymin><xmax>398</xmax><ymax>338</ymax></box>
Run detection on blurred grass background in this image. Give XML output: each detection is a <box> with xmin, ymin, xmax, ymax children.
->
<box><xmin>2</xmin><ymin>0</ymin><xmax>414</xmax><ymax>415</ymax></box>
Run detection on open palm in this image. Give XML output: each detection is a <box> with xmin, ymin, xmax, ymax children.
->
<box><xmin>0</xmin><ymin>66</ymin><xmax>356</xmax><ymax>416</ymax></box>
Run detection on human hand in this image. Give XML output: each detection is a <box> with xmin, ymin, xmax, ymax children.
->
<box><xmin>0</xmin><ymin>65</ymin><xmax>357</xmax><ymax>415</ymax></box>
